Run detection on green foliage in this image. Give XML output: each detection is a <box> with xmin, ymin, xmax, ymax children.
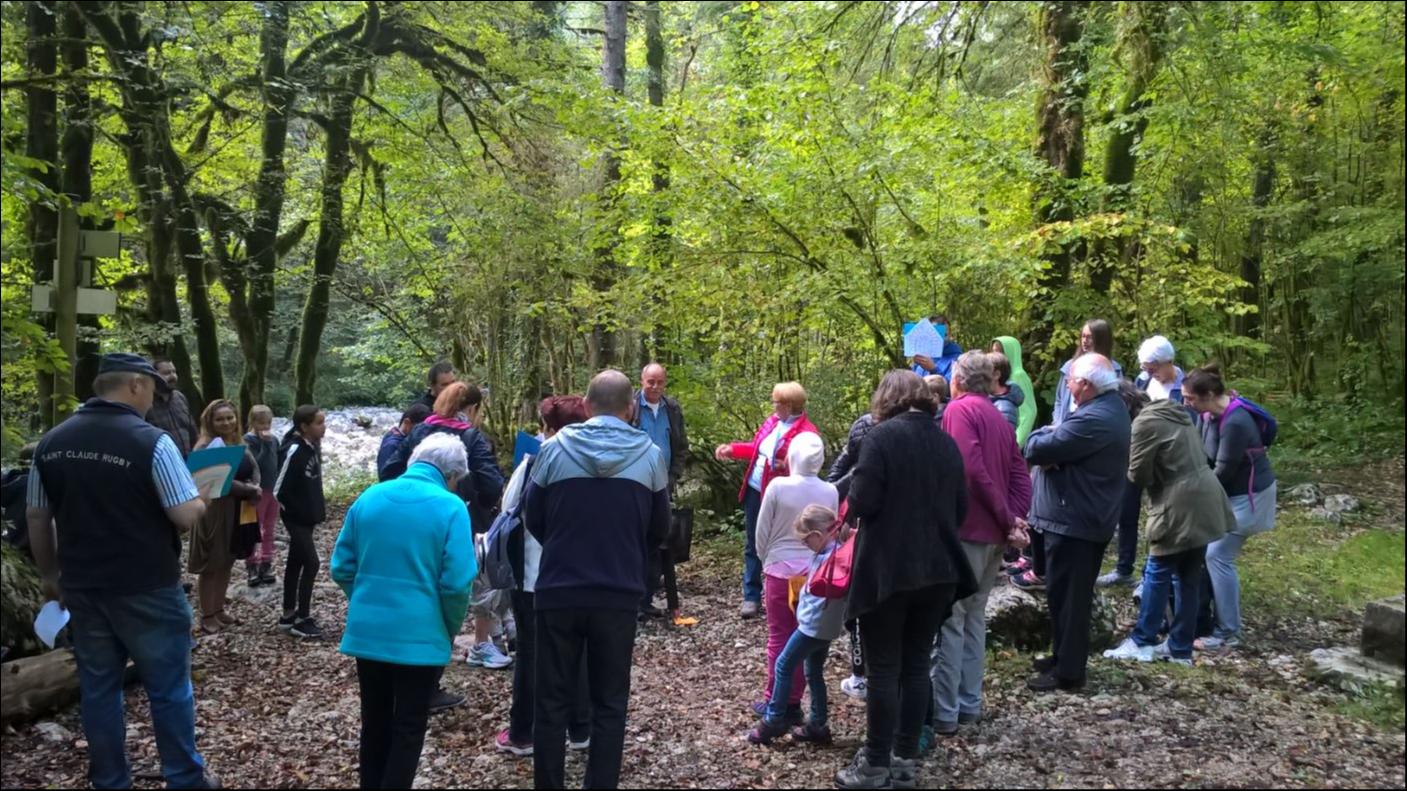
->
<box><xmin>0</xmin><ymin>1</ymin><xmax>1402</xmax><ymax>467</ymax></box>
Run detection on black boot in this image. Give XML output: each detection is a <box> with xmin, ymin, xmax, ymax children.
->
<box><xmin>257</xmin><ymin>561</ymin><xmax>275</xmax><ymax>587</ymax></box>
<box><xmin>247</xmin><ymin>564</ymin><xmax>262</xmax><ymax>587</ymax></box>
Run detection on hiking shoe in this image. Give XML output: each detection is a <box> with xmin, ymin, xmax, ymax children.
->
<box><xmin>1004</xmin><ymin>556</ymin><xmax>1032</xmax><ymax>576</ymax></box>
<box><xmin>246</xmin><ymin>566</ymin><xmax>262</xmax><ymax>587</ymax></box>
<box><xmin>640</xmin><ymin>604</ymin><xmax>667</xmax><ymax>619</ymax></box>
<box><xmin>834</xmin><ymin>749</ymin><xmax>889</xmax><ymax>790</ymax></box>
<box><xmin>1096</xmin><ymin>571</ymin><xmax>1134</xmax><ymax>588</ymax></box>
<box><xmin>1031</xmin><ymin>654</ymin><xmax>1057</xmax><ymax>673</ymax></box>
<box><xmin>890</xmin><ymin>754</ymin><xmax>918</xmax><ymax>790</ymax></box>
<box><xmin>1011</xmin><ymin>570</ymin><xmax>1045</xmax><ymax>592</ymax></box>
<box><xmin>740</xmin><ymin>600</ymin><xmax>761</xmax><ymax>619</ymax></box>
<box><xmin>276</xmin><ymin>613</ymin><xmax>297</xmax><ymax>632</ymax></box>
<box><xmin>751</xmin><ymin>701</ymin><xmax>803</xmax><ymax>727</ymax></box>
<box><xmin>747</xmin><ymin>718</ymin><xmax>789</xmax><ymax>746</ymax></box>
<box><xmin>1103</xmin><ymin>637</ymin><xmax>1156</xmax><ymax>662</ymax></box>
<box><xmin>567</xmin><ymin>734</ymin><xmax>590</xmax><ymax>752</ymax></box>
<box><xmin>495</xmin><ymin>729</ymin><xmax>533</xmax><ymax>757</ymax></box>
<box><xmin>428</xmin><ymin>688</ymin><xmax>466</xmax><ymax>714</ymax></box>
<box><xmin>934</xmin><ymin>719</ymin><xmax>959</xmax><ymax>737</ymax></box>
<box><xmin>1026</xmin><ymin>670</ymin><xmax>1084</xmax><ymax>693</ymax></box>
<box><xmin>1167</xmin><ymin>657</ymin><xmax>1194</xmax><ymax>667</ymax></box>
<box><xmin>257</xmin><ymin>564</ymin><xmax>276</xmax><ymax>587</ymax></box>
<box><xmin>841</xmin><ymin>675</ymin><xmax>868</xmax><ymax>700</ymax></box>
<box><xmin>958</xmin><ymin>711</ymin><xmax>982</xmax><ymax>726</ymax></box>
<box><xmin>792</xmin><ymin>722</ymin><xmax>833</xmax><ymax>745</ymax></box>
<box><xmin>468</xmin><ymin>641</ymin><xmax>513</xmax><ymax>669</ymax></box>
<box><xmin>1194</xmin><ymin>635</ymin><xmax>1241</xmax><ymax>652</ymax></box>
<box><xmin>290</xmin><ymin>617</ymin><xmax>322</xmax><ymax>639</ymax></box>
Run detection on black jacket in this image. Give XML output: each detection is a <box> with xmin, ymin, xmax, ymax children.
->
<box><xmin>389</xmin><ymin>419</ymin><xmax>505</xmax><ymax>532</ymax></box>
<box><xmin>145</xmin><ymin>390</ymin><xmax>197</xmax><ymax>457</ymax></box>
<box><xmin>846</xmin><ymin>410</ymin><xmax>976</xmax><ymax>621</ymax></box>
<box><xmin>274</xmin><ymin>432</ymin><xmax>326</xmax><ymax>525</ymax></box>
<box><xmin>827</xmin><ymin>413</ymin><xmax>876</xmax><ymax>487</ymax></box>
<box><xmin>1025</xmin><ymin>389</ymin><xmax>1132</xmax><ymax>543</ymax></box>
<box><xmin>628</xmin><ymin>393</ymin><xmax>688</xmax><ymax>490</ymax></box>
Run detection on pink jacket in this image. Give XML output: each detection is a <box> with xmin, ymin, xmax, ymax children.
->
<box><xmin>941</xmin><ymin>393</ymin><xmax>1031</xmax><ymax>545</ymax></box>
<box><xmin>728</xmin><ymin>413</ymin><xmax>820</xmax><ymax>502</ymax></box>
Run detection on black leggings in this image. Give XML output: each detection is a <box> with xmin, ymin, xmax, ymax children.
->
<box><xmin>356</xmin><ymin>658</ymin><xmax>439</xmax><ymax>789</ymax></box>
<box><xmin>283</xmin><ymin>521</ymin><xmax>318</xmax><ymax>618</ymax></box>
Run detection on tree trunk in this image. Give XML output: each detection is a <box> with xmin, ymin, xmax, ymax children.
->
<box><xmin>59</xmin><ymin>2</ymin><xmax>99</xmax><ymax>402</ymax></box>
<box><xmin>1239</xmin><ymin>127</ymin><xmax>1275</xmax><ymax>340</ymax></box>
<box><xmin>26</xmin><ymin>0</ymin><xmax>59</xmax><ymax>428</ymax></box>
<box><xmin>1090</xmin><ymin>1</ymin><xmax>1166</xmax><ymax>295</ymax></box>
<box><xmin>589</xmin><ymin>0</ymin><xmax>628</xmax><ymax>371</ymax></box>
<box><xmin>644</xmin><ymin>0</ymin><xmax>672</xmax><ymax>362</ymax></box>
<box><xmin>295</xmin><ymin>64</ymin><xmax>365</xmax><ymax>405</ymax></box>
<box><xmin>242</xmin><ymin>0</ymin><xmax>293</xmax><ymax>411</ymax></box>
<box><xmin>1024</xmin><ymin>0</ymin><xmax>1089</xmax><ymax>388</ymax></box>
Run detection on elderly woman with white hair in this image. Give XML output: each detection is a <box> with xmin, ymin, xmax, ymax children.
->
<box><xmin>331</xmin><ymin>433</ymin><xmax>477</xmax><ymax>789</ymax></box>
<box><xmin>1022</xmin><ymin>353</ymin><xmax>1132</xmax><ymax>693</ymax></box>
<box><xmin>1097</xmin><ymin>335</ymin><xmax>1189</xmax><ymax>589</ymax></box>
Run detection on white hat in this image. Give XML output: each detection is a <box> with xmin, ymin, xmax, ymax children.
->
<box><xmin>1138</xmin><ymin>335</ymin><xmax>1176</xmax><ymax>365</ymax></box>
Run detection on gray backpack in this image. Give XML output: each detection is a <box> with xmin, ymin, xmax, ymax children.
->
<box><xmin>483</xmin><ymin>458</ymin><xmax>532</xmax><ymax>590</ymax></box>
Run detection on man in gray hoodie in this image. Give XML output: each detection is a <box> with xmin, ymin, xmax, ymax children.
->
<box><xmin>525</xmin><ymin>369</ymin><xmax>669</xmax><ymax>789</ymax></box>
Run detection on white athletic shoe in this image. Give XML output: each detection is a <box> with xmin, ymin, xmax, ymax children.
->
<box><xmin>468</xmin><ymin>641</ymin><xmax>513</xmax><ymax>669</ymax></box>
<box><xmin>841</xmin><ymin>675</ymin><xmax>868</xmax><ymax>700</ymax></box>
<box><xmin>1102</xmin><ymin>637</ymin><xmax>1155</xmax><ymax>662</ymax></box>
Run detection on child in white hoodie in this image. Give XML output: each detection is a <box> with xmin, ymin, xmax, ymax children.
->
<box><xmin>749</xmin><ymin>504</ymin><xmax>846</xmax><ymax>745</ymax></box>
<box><xmin>751</xmin><ymin>433</ymin><xmax>838</xmax><ymax>726</ymax></box>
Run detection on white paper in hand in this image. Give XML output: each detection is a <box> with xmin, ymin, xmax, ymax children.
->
<box><xmin>34</xmin><ymin>600</ymin><xmax>70</xmax><ymax>649</ymax></box>
<box><xmin>903</xmin><ymin>319</ymin><xmax>945</xmax><ymax>360</ymax></box>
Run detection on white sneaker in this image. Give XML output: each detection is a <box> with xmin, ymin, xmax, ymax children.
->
<box><xmin>468</xmin><ymin>641</ymin><xmax>513</xmax><ymax>669</ymax></box>
<box><xmin>1167</xmin><ymin>657</ymin><xmax>1193</xmax><ymax>667</ymax></box>
<box><xmin>1102</xmin><ymin>637</ymin><xmax>1155</xmax><ymax>662</ymax></box>
<box><xmin>841</xmin><ymin>675</ymin><xmax>868</xmax><ymax>700</ymax></box>
<box><xmin>567</xmin><ymin>735</ymin><xmax>590</xmax><ymax>751</ymax></box>
<box><xmin>1152</xmin><ymin>640</ymin><xmax>1173</xmax><ymax>660</ymax></box>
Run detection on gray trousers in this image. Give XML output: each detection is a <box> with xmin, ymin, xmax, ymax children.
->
<box><xmin>931</xmin><ymin>540</ymin><xmax>1003</xmax><ymax>725</ymax></box>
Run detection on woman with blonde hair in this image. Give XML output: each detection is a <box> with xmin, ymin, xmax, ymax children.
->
<box><xmin>715</xmin><ymin>381</ymin><xmax>821</xmax><ymax>619</ymax></box>
<box><xmin>189</xmin><ymin>399</ymin><xmax>261</xmax><ymax>634</ymax></box>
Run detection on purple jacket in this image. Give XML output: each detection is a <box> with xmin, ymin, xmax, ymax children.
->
<box><xmin>941</xmin><ymin>393</ymin><xmax>1032</xmax><ymax>545</ymax></box>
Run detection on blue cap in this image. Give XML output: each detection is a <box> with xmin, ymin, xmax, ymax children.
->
<box><xmin>97</xmin><ymin>353</ymin><xmax>172</xmax><ymax>392</ymax></box>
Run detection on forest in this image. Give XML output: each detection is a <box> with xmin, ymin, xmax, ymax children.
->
<box><xmin>2</xmin><ymin>0</ymin><xmax>1404</xmax><ymax>466</ymax></box>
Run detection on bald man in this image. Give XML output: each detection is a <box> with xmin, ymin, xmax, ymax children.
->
<box><xmin>525</xmin><ymin>369</ymin><xmax>670</xmax><ymax>789</ymax></box>
<box><xmin>629</xmin><ymin>363</ymin><xmax>690</xmax><ymax>620</ymax></box>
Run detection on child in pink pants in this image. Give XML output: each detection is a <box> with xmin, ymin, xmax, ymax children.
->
<box><xmin>244</xmin><ymin>406</ymin><xmax>281</xmax><ymax>586</ymax></box>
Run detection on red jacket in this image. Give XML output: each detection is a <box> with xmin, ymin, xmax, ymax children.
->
<box><xmin>940</xmin><ymin>393</ymin><xmax>1031</xmax><ymax>545</ymax></box>
<box><xmin>729</xmin><ymin>413</ymin><xmax>820</xmax><ymax>502</ymax></box>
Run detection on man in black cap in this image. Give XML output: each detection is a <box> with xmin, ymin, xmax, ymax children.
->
<box><xmin>27</xmin><ymin>353</ymin><xmax>218</xmax><ymax>789</ymax></box>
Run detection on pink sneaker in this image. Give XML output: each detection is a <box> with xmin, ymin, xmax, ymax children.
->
<box><xmin>1011</xmin><ymin>569</ymin><xmax>1046</xmax><ymax>592</ymax></box>
<box><xmin>495</xmin><ymin>729</ymin><xmax>533</xmax><ymax>757</ymax></box>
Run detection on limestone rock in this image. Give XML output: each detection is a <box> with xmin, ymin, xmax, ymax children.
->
<box><xmin>34</xmin><ymin>721</ymin><xmax>73</xmax><ymax>743</ymax></box>
<box><xmin>1309</xmin><ymin>506</ymin><xmax>1342</xmax><ymax>523</ymax></box>
<box><xmin>1305</xmin><ymin>646</ymin><xmax>1404</xmax><ymax>692</ymax></box>
<box><xmin>354</xmin><ymin>414</ymin><xmax>373</xmax><ymax>429</ymax></box>
<box><xmin>1362</xmin><ymin>594</ymin><xmax>1405</xmax><ymax>667</ymax></box>
<box><xmin>1322</xmin><ymin>494</ymin><xmax>1361</xmax><ymax>515</ymax></box>
<box><xmin>984</xmin><ymin>583</ymin><xmax>1116</xmax><ymax>653</ymax></box>
<box><xmin>1285</xmin><ymin>483</ymin><xmax>1322</xmax><ymax>506</ymax></box>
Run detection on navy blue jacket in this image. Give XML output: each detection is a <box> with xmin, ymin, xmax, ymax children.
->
<box><xmin>525</xmin><ymin>416</ymin><xmax>669</xmax><ymax>612</ymax></box>
<box><xmin>1025</xmin><ymin>390</ymin><xmax>1132</xmax><ymax>544</ymax></box>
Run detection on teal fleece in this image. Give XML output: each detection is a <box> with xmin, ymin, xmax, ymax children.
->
<box><xmin>331</xmin><ymin>462</ymin><xmax>476</xmax><ymax>666</ymax></box>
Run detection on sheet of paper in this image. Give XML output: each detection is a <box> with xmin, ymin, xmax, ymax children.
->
<box><xmin>34</xmin><ymin>600</ymin><xmax>70</xmax><ymax>649</ymax></box>
<box><xmin>903</xmin><ymin>318</ymin><xmax>946</xmax><ymax>359</ymax></box>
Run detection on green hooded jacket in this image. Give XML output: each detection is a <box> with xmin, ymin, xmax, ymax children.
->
<box><xmin>993</xmin><ymin>336</ymin><xmax>1037</xmax><ymax>447</ymax></box>
<box><xmin>1128</xmin><ymin>399</ymin><xmax>1235</xmax><ymax>556</ymax></box>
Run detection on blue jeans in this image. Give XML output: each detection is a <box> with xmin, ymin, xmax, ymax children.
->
<box><xmin>742</xmin><ymin>487</ymin><xmax>763</xmax><ymax>603</ymax></box>
<box><xmin>66</xmin><ymin>584</ymin><xmax>206</xmax><ymax>790</ymax></box>
<box><xmin>764</xmin><ymin>630</ymin><xmax>831</xmax><ymax>728</ymax></box>
<box><xmin>1131</xmin><ymin>547</ymin><xmax>1205</xmax><ymax>659</ymax></box>
<box><xmin>1207</xmin><ymin>483</ymin><xmax>1277</xmax><ymax>640</ymax></box>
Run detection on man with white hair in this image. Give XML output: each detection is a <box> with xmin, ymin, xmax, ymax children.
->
<box><xmin>1022</xmin><ymin>353</ymin><xmax>1132</xmax><ymax>692</ymax></box>
<box><xmin>331</xmin><ymin>432</ymin><xmax>476</xmax><ymax>789</ymax></box>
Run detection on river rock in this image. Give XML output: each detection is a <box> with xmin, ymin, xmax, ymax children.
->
<box><xmin>354</xmin><ymin>414</ymin><xmax>373</xmax><ymax>429</ymax></box>
<box><xmin>1285</xmin><ymin>483</ymin><xmax>1322</xmax><ymax>506</ymax></box>
<box><xmin>1309</xmin><ymin>506</ymin><xmax>1342</xmax><ymax>523</ymax></box>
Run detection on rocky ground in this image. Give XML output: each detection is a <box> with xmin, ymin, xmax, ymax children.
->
<box><xmin>3</xmin><ymin>465</ymin><xmax>1404</xmax><ymax>789</ymax></box>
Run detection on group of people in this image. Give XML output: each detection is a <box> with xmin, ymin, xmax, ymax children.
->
<box><xmin>19</xmin><ymin>311</ymin><xmax>1279</xmax><ymax>789</ymax></box>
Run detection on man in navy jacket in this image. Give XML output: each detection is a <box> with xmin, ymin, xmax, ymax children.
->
<box><xmin>525</xmin><ymin>369</ymin><xmax>669</xmax><ymax>789</ymax></box>
<box><xmin>1023</xmin><ymin>353</ymin><xmax>1131</xmax><ymax>693</ymax></box>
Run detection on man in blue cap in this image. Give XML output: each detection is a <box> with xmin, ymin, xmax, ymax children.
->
<box><xmin>26</xmin><ymin>353</ymin><xmax>218</xmax><ymax>789</ymax></box>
